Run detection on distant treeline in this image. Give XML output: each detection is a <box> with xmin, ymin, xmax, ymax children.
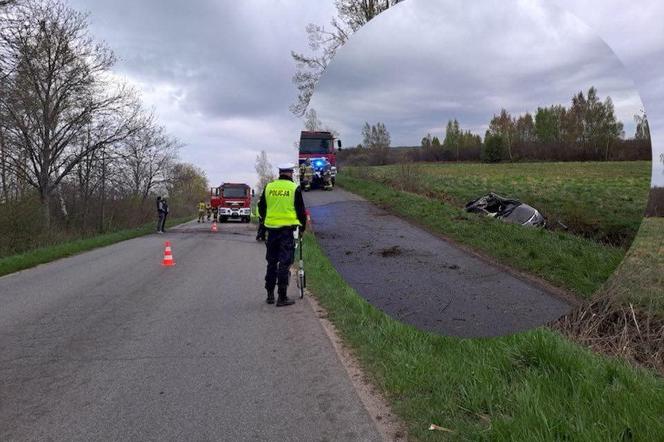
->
<box><xmin>340</xmin><ymin>87</ymin><xmax>652</xmax><ymax>166</ymax></box>
<box><xmin>339</xmin><ymin>139</ymin><xmax>651</xmax><ymax>166</ymax></box>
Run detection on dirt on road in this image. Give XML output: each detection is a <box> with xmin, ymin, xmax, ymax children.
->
<box><xmin>304</xmin><ymin>188</ymin><xmax>572</xmax><ymax>338</ymax></box>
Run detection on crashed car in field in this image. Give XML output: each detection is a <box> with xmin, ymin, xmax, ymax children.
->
<box><xmin>464</xmin><ymin>192</ymin><xmax>546</xmax><ymax>227</ymax></box>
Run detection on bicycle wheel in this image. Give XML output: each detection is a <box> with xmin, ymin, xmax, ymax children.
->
<box><xmin>298</xmin><ymin>269</ymin><xmax>305</xmax><ymax>298</ymax></box>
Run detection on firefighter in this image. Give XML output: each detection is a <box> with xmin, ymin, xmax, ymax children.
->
<box><xmin>197</xmin><ymin>200</ymin><xmax>206</xmax><ymax>223</ymax></box>
<box><xmin>299</xmin><ymin>162</ymin><xmax>307</xmax><ymax>186</ymax></box>
<box><xmin>206</xmin><ymin>202</ymin><xmax>212</xmax><ymax>221</ymax></box>
<box><xmin>303</xmin><ymin>159</ymin><xmax>314</xmax><ymax>191</ymax></box>
<box><xmin>258</xmin><ymin>164</ymin><xmax>307</xmax><ymax>307</ymax></box>
<box><xmin>212</xmin><ymin>205</ymin><xmax>219</xmax><ymax>223</ymax></box>
<box><xmin>322</xmin><ymin>165</ymin><xmax>333</xmax><ymax>191</ymax></box>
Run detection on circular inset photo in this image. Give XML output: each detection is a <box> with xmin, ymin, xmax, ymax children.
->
<box><xmin>300</xmin><ymin>0</ymin><xmax>653</xmax><ymax>337</ymax></box>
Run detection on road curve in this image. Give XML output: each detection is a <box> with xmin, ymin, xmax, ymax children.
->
<box><xmin>304</xmin><ymin>188</ymin><xmax>572</xmax><ymax>338</ymax></box>
<box><xmin>0</xmin><ymin>220</ymin><xmax>381</xmax><ymax>441</ymax></box>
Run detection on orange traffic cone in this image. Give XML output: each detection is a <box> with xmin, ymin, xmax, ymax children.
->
<box><xmin>162</xmin><ymin>241</ymin><xmax>176</xmax><ymax>267</ymax></box>
<box><xmin>211</xmin><ymin>222</ymin><xmax>218</xmax><ymax>232</ymax></box>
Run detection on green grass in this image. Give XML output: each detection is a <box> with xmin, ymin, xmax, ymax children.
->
<box><xmin>603</xmin><ymin>217</ymin><xmax>664</xmax><ymax>312</ymax></box>
<box><xmin>0</xmin><ymin>217</ymin><xmax>191</xmax><ymax>277</ymax></box>
<box><xmin>304</xmin><ymin>233</ymin><xmax>664</xmax><ymax>441</ymax></box>
<box><xmin>354</xmin><ymin>161</ymin><xmax>651</xmax><ymax>248</ymax></box>
<box><xmin>337</xmin><ymin>174</ymin><xmax>622</xmax><ymax>298</ymax></box>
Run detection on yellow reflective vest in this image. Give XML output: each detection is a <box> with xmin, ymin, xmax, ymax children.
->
<box><xmin>264</xmin><ymin>179</ymin><xmax>301</xmax><ymax>228</ymax></box>
<box><xmin>198</xmin><ymin>202</ymin><xmax>206</xmax><ymax>211</ymax></box>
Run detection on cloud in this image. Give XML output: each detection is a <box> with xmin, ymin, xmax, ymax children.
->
<box><xmin>310</xmin><ymin>0</ymin><xmax>643</xmax><ymax>149</ymax></box>
<box><xmin>553</xmin><ymin>0</ymin><xmax>664</xmax><ymax>185</ymax></box>
<box><xmin>68</xmin><ymin>0</ymin><xmax>663</xmax><ymax>186</ymax></box>
<box><xmin>67</xmin><ymin>0</ymin><xmax>337</xmax><ymax>186</ymax></box>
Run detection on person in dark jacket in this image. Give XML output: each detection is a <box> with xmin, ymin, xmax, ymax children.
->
<box><xmin>157</xmin><ymin>196</ymin><xmax>169</xmax><ymax>233</ymax></box>
<box><xmin>258</xmin><ymin>164</ymin><xmax>307</xmax><ymax>307</ymax></box>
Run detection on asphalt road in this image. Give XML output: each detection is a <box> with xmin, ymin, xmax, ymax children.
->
<box><xmin>0</xmin><ymin>220</ymin><xmax>382</xmax><ymax>441</ymax></box>
<box><xmin>304</xmin><ymin>188</ymin><xmax>572</xmax><ymax>338</ymax></box>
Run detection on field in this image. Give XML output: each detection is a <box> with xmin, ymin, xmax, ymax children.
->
<box><xmin>339</xmin><ymin>161</ymin><xmax>652</xmax><ymax>300</ymax></box>
<box><xmin>350</xmin><ymin>161</ymin><xmax>651</xmax><ymax>248</ymax></box>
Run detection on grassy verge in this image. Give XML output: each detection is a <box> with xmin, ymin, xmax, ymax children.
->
<box><xmin>0</xmin><ymin>217</ymin><xmax>191</xmax><ymax>277</ymax></box>
<box><xmin>337</xmin><ymin>174</ymin><xmax>621</xmax><ymax>299</ymax></box>
<box><xmin>603</xmin><ymin>217</ymin><xmax>664</xmax><ymax>311</ymax></box>
<box><xmin>304</xmin><ymin>233</ymin><xmax>664</xmax><ymax>441</ymax></box>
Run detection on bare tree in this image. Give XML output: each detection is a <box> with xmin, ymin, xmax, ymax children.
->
<box><xmin>290</xmin><ymin>0</ymin><xmax>404</xmax><ymax>116</ymax></box>
<box><xmin>362</xmin><ymin>121</ymin><xmax>390</xmax><ymax>148</ymax></box>
<box><xmin>634</xmin><ymin>111</ymin><xmax>651</xmax><ymax>141</ymax></box>
<box><xmin>0</xmin><ymin>0</ymin><xmax>143</xmax><ymax>226</ymax></box>
<box><xmin>304</xmin><ymin>108</ymin><xmax>323</xmax><ymax>131</ymax></box>
<box><xmin>255</xmin><ymin>150</ymin><xmax>275</xmax><ymax>195</ymax></box>
<box><xmin>117</xmin><ymin>119</ymin><xmax>180</xmax><ymax>201</ymax></box>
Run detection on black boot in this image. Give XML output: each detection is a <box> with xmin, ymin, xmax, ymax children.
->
<box><xmin>276</xmin><ymin>286</ymin><xmax>294</xmax><ymax>307</ymax></box>
<box><xmin>266</xmin><ymin>289</ymin><xmax>275</xmax><ymax>304</ymax></box>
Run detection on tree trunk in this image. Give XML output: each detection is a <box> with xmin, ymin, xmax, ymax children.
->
<box><xmin>0</xmin><ymin>132</ymin><xmax>8</xmax><ymax>203</ymax></box>
<box><xmin>99</xmin><ymin>148</ymin><xmax>106</xmax><ymax>233</ymax></box>
<box><xmin>40</xmin><ymin>192</ymin><xmax>51</xmax><ymax>229</ymax></box>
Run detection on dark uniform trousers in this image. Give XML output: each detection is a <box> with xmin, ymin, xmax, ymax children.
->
<box><xmin>265</xmin><ymin>226</ymin><xmax>296</xmax><ymax>292</ymax></box>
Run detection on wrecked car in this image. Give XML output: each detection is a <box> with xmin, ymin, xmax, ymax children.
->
<box><xmin>464</xmin><ymin>193</ymin><xmax>546</xmax><ymax>227</ymax></box>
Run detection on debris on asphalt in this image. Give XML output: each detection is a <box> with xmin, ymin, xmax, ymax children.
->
<box><xmin>429</xmin><ymin>424</ymin><xmax>455</xmax><ymax>433</ymax></box>
<box><xmin>464</xmin><ymin>192</ymin><xmax>546</xmax><ymax>227</ymax></box>
<box><xmin>379</xmin><ymin>246</ymin><xmax>403</xmax><ymax>257</ymax></box>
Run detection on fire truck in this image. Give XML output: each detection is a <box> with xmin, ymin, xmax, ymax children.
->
<box><xmin>210</xmin><ymin>183</ymin><xmax>253</xmax><ymax>223</ymax></box>
<box><xmin>298</xmin><ymin>130</ymin><xmax>340</xmax><ymax>166</ymax></box>
<box><xmin>298</xmin><ymin>131</ymin><xmax>341</xmax><ymax>188</ymax></box>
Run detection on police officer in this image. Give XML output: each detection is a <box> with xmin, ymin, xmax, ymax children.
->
<box><xmin>255</xmin><ymin>216</ymin><xmax>267</xmax><ymax>241</ymax></box>
<box><xmin>258</xmin><ymin>164</ymin><xmax>307</xmax><ymax>307</ymax></box>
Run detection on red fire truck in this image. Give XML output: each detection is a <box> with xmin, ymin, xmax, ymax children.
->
<box><xmin>210</xmin><ymin>183</ymin><xmax>253</xmax><ymax>223</ymax></box>
<box><xmin>298</xmin><ymin>131</ymin><xmax>341</xmax><ymax>166</ymax></box>
<box><xmin>298</xmin><ymin>131</ymin><xmax>341</xmax><ymax>188</ymax></box>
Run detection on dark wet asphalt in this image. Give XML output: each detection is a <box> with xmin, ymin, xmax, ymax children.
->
<box><xmin>304</xmin><ymin>188</ymin><xmax>572</xmax><ymax>338</ymax></box>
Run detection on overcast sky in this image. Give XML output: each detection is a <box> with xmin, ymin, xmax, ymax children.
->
<box><xmin>69</xmin><ymin>0</ymin><xmax>664</xmax><ymax>187</ymax></box>
<box><xmin>311</xmin><ymin>0</ymin><xmax>642</xmax><ymax>145</ymax></box>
